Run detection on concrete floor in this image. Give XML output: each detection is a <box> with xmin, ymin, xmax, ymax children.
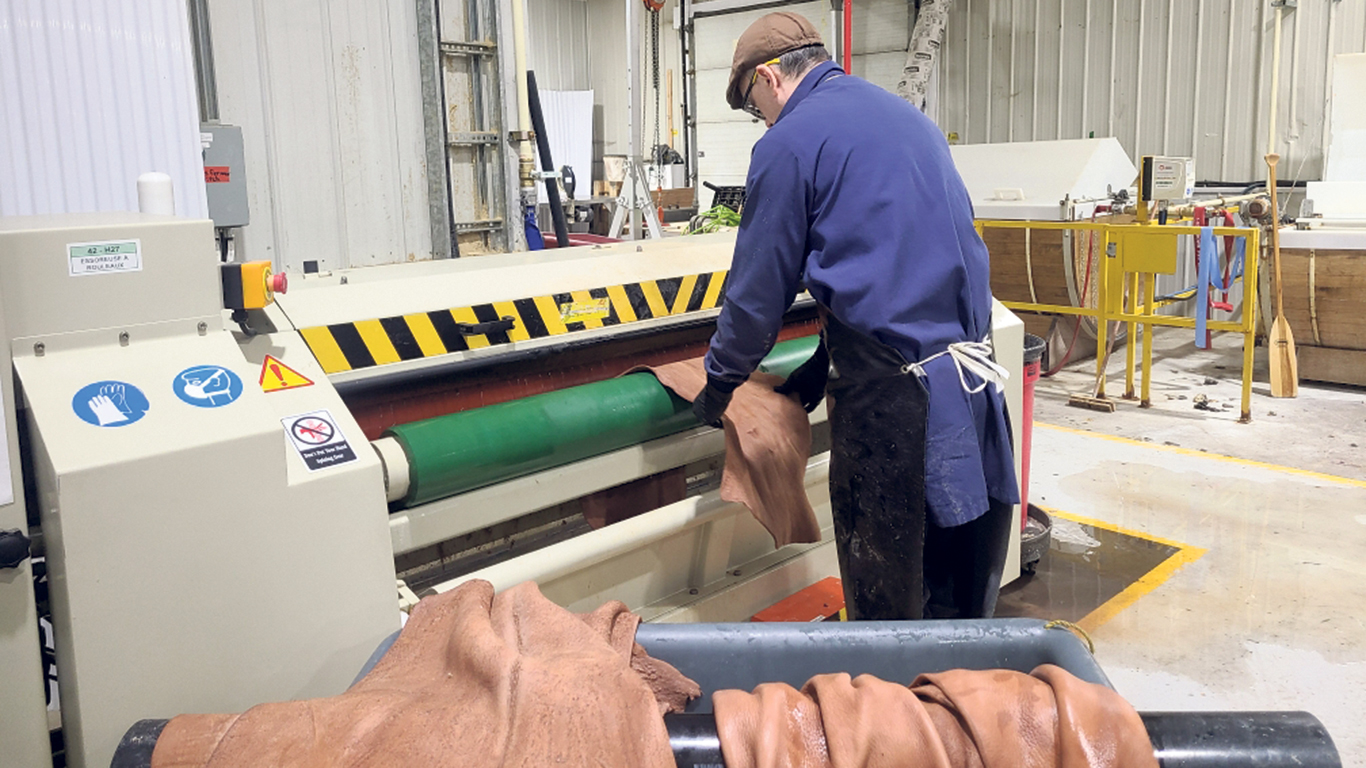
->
<box><xmin>1028</xmin><ymin>326</ymin><xmax>1366</xmax><ymax>764</ymax></box>
<box><xmin>1035</xmin><ymin>325</ymin><xmax>1366</xmax><ymax>480</ymax></box>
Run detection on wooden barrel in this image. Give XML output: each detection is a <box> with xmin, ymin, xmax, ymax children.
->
<box><xmin>1272</xmin><ymin>248</ymin><xmax>1366</xmax><ymax>349</ymax></box>
<box><xmin>984</xmin><ymin>220</ymin><xmax>1122</xmax><ymax>340</ymax></box>
<box><xmin>1260</xmin><ymin>246</ymin><xmax>1366</xmax><ymax>386</ymax></box>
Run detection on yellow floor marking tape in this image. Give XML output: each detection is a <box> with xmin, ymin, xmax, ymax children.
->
<box><xmin>1037</xmin><ymin>422</ymin><xmax>1366</xmax><ymax>490</ymax></box>
<box><xmin>1039</xmin><ymin>506</ymin><xmax>1207</xmax><ymax>633</ymax></box>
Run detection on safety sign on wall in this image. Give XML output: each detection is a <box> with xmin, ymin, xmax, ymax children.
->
<box><xmin>281</xmin><ymin>409</ymin><xmax>358</xmax><ymax>472</ymax></box>
<box><xmin>173</xmin><ymin>365</ymin><xmax>243</xmax><ymax>408</ymax></box>
<box><xmin>72</xmin><ymin>381</ymin><xmax>149</xmax><ymax>427</ymax></box>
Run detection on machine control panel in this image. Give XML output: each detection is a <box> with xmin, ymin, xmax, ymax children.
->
<box><xmin>1140</xmin><ymin>156</ymin><xmax>1196</xmax><ymax>202</ymax></box>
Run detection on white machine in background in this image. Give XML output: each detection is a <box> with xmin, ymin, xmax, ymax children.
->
<box><xmin>0</xmin><ymin>213</ymin><xmax>1023</xmax><ymax>768</ymax></box>
<box><xmin>949</xmin><ymin>137</ymin><xmax>1138</xmax><ymax>222</ymax></box>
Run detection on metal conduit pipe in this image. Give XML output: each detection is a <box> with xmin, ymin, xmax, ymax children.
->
<box><xmin>376</xmin><ymin>336</ymin><xmax>821</xmax><ymax>506</ymax></box>
<box><xmin>508</xmin><ymin>0</ymin><xmax>537</xmax><ymax>215</ymax></box>
<box><xmin>1166</xmin><ymin>194</ymin><xmax>1270</xmax><ymax>219</ymax></box>
<box><xmin>666</xmin><ymin>711</ymin><xmax>1341</xmax><ymax>768</ymax></box>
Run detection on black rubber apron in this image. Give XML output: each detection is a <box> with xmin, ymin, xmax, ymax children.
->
<box><xmin>824</xmin><ymin>313</ymin><xmax>1013</xmax><ymax>621</ymax></box>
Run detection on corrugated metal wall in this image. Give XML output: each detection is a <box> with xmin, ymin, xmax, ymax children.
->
<box><xmin>208</xmin><ymin>0</ymin><xmax>433</xmax><ymax>271</ymax></box>
<box><xmin>938</xmin><ymin>0</ymin><xmax>1366</xmax><ymax>183</ymax></box>
<box><xmin>587</xmin><ymin>0</ymin><xmax>627</xmax><ymax>166</ymax></box>
<box><xmin>0</xmin><ymin>0</ymin><xmax>208</xmax><ymax>218</ymax></box>
<box><xmin>527</xmin><ymin>0</ymin><xmax>591</xmax><ymax>90</ymax></box>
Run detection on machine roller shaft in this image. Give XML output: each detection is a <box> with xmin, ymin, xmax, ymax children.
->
<box><xmin>666</xmin><ymin>711</ymin><xmax>1340</xmax><ymax>768</ymax></box>
<box><xmin>111</xmin><ymin>710</ymin><xmax>1342</xmax><ymax>767</ymax></box>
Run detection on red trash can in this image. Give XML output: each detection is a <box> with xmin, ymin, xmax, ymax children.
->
<box><xmin>1020</xmin><ymin>333</ymin><xmax>1046</xmax><ymax>530</ymax></box>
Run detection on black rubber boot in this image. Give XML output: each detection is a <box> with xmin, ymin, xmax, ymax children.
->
<box><xmin>924</xmin><ymin>496</ymin><xmax>1014</xmax><ymax>618</ymax></box>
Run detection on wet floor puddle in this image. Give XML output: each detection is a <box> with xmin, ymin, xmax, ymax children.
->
<box><xmin>997</xmin><ymin>512</ymin><xmax>1182</xmax><ymax>624</ymax></box>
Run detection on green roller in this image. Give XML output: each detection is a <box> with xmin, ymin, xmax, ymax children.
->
<box><xmin>755</xmin><ymin>334</ymin><xmax>820</xmax><ymax>378</ymax></box>
<box><xmin>385</xmin><ymin>335</ymin><xmax>820</xmax><ymax>507</ymax></box>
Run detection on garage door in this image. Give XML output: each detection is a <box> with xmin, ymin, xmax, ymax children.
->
<box><xmin>692</xmin><ymin>1</ymin><xmax>832</xmax><ymax>204</ymax></box>
<box><xmin>692</xmin><ymin>0</ymin><xmax>920</xmax><ymax>208</ymax></box>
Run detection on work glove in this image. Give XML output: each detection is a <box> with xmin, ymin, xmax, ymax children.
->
<box><xmin>774</xmin><ymin>341</ymin><xmax>829</xmax><ymax>413</ymax></box>
<box><xmin>692</xmin><ymin>376</ymin><xmax>738</xmax><ymax>428</ymax></box>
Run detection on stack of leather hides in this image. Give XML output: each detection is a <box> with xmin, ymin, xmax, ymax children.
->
<box><xmin>150</xmin><ymin>581</ymin><xmax>1156</xmax><ymax>768</ymax></box>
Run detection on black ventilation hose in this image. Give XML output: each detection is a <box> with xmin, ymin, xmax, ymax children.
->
<box><xmin>664</xmin><ymin>711</ymin><xmax>1341</xmax><ymax>768</ymax></box>
<box><xmin>526</xmin><ymin>70</ymin><xmax>570</xmax><ymax>249</ymax></box>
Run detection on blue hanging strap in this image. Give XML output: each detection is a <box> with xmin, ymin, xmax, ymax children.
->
<box><xmin>1195</xmin><ymin>227</ymin><xmax>1216</xmax><ymax>349</ymax></box>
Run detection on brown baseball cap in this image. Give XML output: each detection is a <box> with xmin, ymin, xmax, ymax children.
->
<box><xmin>726</xmin><ymin>12</ymin><xmax>824</xmax><ymax>110</ymax></box>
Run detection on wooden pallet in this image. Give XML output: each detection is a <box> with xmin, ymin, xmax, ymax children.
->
<box><xmin>650</xmin><ymin>187</ymin><xmax>695</xmax><ymax>210</ymax></box>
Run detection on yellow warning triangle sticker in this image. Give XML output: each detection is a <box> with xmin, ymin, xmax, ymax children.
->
<box><xmin>259</xmin><ymin>355</ymin><xmax>315</xmax><ymax>392</ymax></box>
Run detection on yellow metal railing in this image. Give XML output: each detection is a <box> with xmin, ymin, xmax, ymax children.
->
<box><xmin>975</xmin><ymin>219</ymin><xmax>1261</xmax><ymax>422</ymax></box>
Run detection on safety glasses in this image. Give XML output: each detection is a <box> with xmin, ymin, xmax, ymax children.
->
<box><xmin>741</xmin><ymin>57</ymin><xmax>782</xmax><ymax>120</ymax></box>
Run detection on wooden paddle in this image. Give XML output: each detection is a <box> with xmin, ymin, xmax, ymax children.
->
<box><xmin>1265</xmin><ymin>152</ymin><xmax>1298</xmax><ymax>398</ymax></box>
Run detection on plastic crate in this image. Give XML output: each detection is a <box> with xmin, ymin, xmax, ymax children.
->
<box><xmin>703</xmin><ymin>182</ymin><xmax>746</xmax><ymax>212</ymax></box>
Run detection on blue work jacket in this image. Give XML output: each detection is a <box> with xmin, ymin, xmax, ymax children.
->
<box><xmin>703</xmin><ymin>60</ymin><xmax>1019</xmax><ymax>526</ymax></box>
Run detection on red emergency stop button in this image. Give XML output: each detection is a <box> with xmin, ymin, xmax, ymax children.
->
<box><xmin>271</xmin><ymin>273</ymin><xmax>288</xmax><ymax>294</ymax></box>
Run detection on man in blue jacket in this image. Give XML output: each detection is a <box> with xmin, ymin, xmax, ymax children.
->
<box><xmin>691</xmin><ymin>12</ymin><xmax>1019</xmax><ymax>620</ymax></box>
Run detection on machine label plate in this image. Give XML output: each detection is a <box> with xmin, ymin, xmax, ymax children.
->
<box><xmin>72</xmin><ymin>381</ymin><xmax>149</xmax><ymax>427</ymax></box>
<box><xmin>259</xmin><ymin>356</ymin><xmax>314</xmax><ymax>392</ymax></box>
<box><xmin>558</xmin><ymin>297</ymin><xmax>611</xmax><ymax>323</ymax></box>
<box><xmin>172</xmin><ymin>365</ymin><xmax>244</xmax><ymax>408</ymax></box>
<box><xmin>67</xmin><ymin>239</ymin><xmax>142</xmax><ymax>276</ymax></box>
<box><xmin>282</xmin><ymin>409</ymin><xmax>358</xmax><ymax>472</ymax></box>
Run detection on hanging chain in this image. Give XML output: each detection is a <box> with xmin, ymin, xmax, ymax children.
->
<box><xmin>650</xmin><ymin>7</ymin><xmax>661</xmax><ymax>167</ymax></box>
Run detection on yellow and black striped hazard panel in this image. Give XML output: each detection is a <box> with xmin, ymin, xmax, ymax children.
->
<box><xmin>300</xmin><ymin>271</ymin><xmax>730</xmax><ymax>374</ymax></box>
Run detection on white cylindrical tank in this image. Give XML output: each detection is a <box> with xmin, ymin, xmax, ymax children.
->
<box><xmin>137</xmin><ymin>172</ymin><xmax>176</xmax><ymax>215</ymax></box>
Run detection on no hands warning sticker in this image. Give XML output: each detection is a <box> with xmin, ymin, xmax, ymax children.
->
<box><xmin>281</xmin><ymin>409</ymin><xmax>358</xmax><ymax>472</ymax></box>
<box><xmin>260</xmin><ymin>355</ymin><xmax>314</xmax><ymax>392</ymax></box>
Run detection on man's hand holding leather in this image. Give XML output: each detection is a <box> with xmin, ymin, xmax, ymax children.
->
<box><xmin>692</xmin><ymin>376</ymin><xmax>740</xmax><ymax>428</ymax></box>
